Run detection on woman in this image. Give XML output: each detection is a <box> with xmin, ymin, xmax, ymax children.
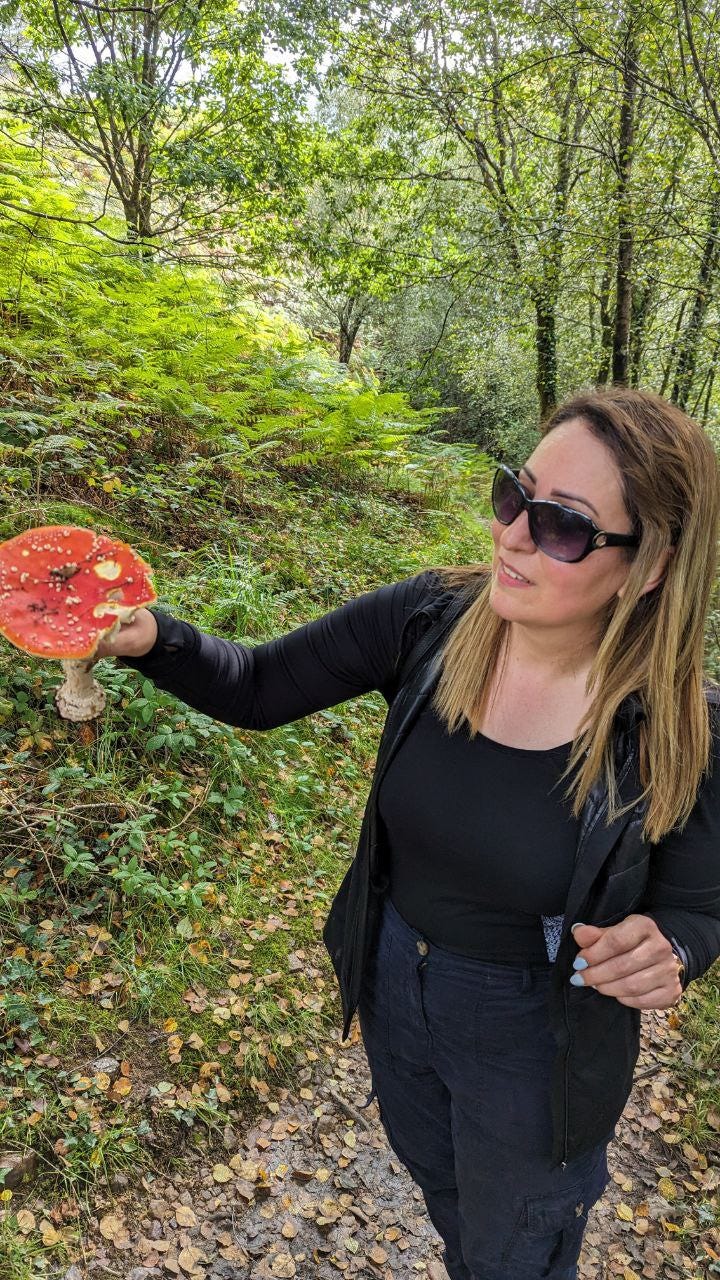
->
<box><xmin>105</xmin><ymin>386</ymin><xmax>720</xmax><ymax>1280</ymax></box>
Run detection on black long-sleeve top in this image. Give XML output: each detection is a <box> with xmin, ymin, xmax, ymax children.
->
<box><xmin>118</xmin><ymin>571</ymin><xmax>720</xmax><ymax>979</ymax></box>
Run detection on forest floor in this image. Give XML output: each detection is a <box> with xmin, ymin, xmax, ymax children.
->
<box><xmin>52</xmin><ymin>1005</ymin><xmax>720</xmax><ymax>1280</ymax></box>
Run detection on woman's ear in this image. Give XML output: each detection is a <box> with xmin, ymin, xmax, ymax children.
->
<box><xmin>617</xmin><ymin>546</ymin><xmax>674</xmax><ymax>601</ymax></box>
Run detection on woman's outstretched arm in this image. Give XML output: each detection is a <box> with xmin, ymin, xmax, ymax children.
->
<box><xmin>115</xmin><ymin>570</ymin><xmax>438</xmax><ymax>729</ymax></box>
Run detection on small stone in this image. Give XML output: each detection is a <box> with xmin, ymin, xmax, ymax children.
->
<box><xmin>92</xmin><ymin>1056</ymin><xmax>120</xmax><ymax>1076</ymax></box>
<box><xmin>109</xmin><ymin>1172</ymin><xmax>129</xmax><ymax>1193</ymax></box>
<box><xmin>0</xmin><ymin>1150</ymin><xmax>38</xmax><ymax>1190</ymax></box>
<box><xmin>222</xmin><ymin>1123</ymin><xmax>239</xmax><ymax>1152</ymax></box>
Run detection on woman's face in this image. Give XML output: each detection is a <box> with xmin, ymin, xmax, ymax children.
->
<box><xmin>489</xmin><ymin>418</ymin><xmax>637</xmax><ymax>640</ymax></box>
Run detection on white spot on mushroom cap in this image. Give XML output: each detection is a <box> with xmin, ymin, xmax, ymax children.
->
<box><xmin>93</xmin><ymin>560</ymin><xmax>122</xmax><ymax>581</ymax></box>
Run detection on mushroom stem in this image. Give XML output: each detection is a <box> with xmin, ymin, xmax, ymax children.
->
<box><xmin>55</xmin><ymin>658</ymin><xmax>107</xmax><ymax>722</ymax></box>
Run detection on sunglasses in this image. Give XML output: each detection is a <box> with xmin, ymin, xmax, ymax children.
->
<box><xmin>491</xmin><ymin>464</ymin><xmax>640</xmax><ymax>564</ymax></box>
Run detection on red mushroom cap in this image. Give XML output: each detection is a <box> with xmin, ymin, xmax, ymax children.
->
<box><xmin>0</xmin><ymin>525</ymin><xmax>157</xmax><ymax>659</ymax></box>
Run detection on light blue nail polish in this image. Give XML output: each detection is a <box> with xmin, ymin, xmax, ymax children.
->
<box><xmin>569</xmin><ymin>973</ymin><xmax>585</xmax><ymax>986</ymax></box>
<box><xmin>573</xmin><ymin>957</ymin><xmax>588</xmax><ymax>971</ymax></box>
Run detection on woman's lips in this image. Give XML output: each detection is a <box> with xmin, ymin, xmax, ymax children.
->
<box><xmin>497</xmin><ymin>559</ymin><xmax>533</xmax><ymax>587</ymax></box>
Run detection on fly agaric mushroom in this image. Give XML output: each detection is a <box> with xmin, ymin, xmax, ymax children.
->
<box><xmin>0</xmin><ymin>526</ymin><xmax>157</xmax><ymax>721</ymax></box>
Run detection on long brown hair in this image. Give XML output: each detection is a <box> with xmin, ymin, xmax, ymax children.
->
<box><xmin>430</xmin><ymin>387</ymin><xmax>720</xmax><ymax>842</ymax></box>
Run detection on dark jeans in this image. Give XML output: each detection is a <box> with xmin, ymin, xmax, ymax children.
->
<box><xmin>357</xmin><ymin>895</ymin><xmax>612</xmax><ymax>1280</ymax></box>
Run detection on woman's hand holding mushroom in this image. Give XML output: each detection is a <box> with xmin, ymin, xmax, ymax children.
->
<box><xmin>94</xmin><ymin>608</ymin><xmax>158</xmax><ymax>659</ymax></box>
<box><xmin>0</xmin><ymin>525</ymin><xmax>158</xmax><ymax>720</ymax></box>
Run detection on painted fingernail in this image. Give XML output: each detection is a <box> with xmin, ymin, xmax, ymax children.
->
<box><xmin>570</xmin><ymin>922</ymin><xmax>586</xmax><ymax>935</ymax></box>
<box><xmin>569</xmin><ymin>973</ymin><xmax>585</xmax><ymax>986</ymax></box>
<box><xmin>573</xmin><ymin>957</ymin><xmax>588</xmax><ymax>971</ymax></box>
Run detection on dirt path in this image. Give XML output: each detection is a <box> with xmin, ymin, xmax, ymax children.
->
<box><xmin>57</xmin><ymin>1007</ymin><xmax>719</xmax><ymax>1280</ymax></box>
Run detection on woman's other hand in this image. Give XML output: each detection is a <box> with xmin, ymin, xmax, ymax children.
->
<box><xmin>94</xmin><ymin>608</ymin><xmax>159</xmax><ymax>660</ymax></box>
<box><xmin>569</xmin><ymin>917</ymin><xmax>683</xmax><ymax>1008</ymax></box>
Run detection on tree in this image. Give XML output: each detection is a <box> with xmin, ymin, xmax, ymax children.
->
<box><xmin>0</xmin><ymin>0</ymin><xmax>310</xmax><ymax>248</ymax></box>
<box><xmin>336</xmin><ymin>1</ymin><xmax>597</xmax><ymax>416</ymax></box>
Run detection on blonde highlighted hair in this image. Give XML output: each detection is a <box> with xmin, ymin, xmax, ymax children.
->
<box><xmin>431</xmin><ymin>386</ymin><xmax>720</xmax><ymax>843</ymax></box>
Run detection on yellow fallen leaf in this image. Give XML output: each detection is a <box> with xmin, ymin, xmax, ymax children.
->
<box><xmin>175</xmin><ymin>1205</ymin><xmax>197</xmax><ymax>1227</ymax></box>
<box><xmin>99</xmin><ymin>1213</ymin><xmax>125</xmax><ymax>1241</ymax></box>
<box><xmin>661</xmin><ymin>1217</ymin><xmax>682</xmax><ymax>1233</ymax></box>
<box><xmin>163</xmin><ymin>1018</ymin><xmax>179</xmax><ymax>1033</ymax></box>
<box><xmin>623</xmin><ymin>1269</ymin><xmax>641</xmax><ymax>1280</ymax></box>
<box><xmin>16</xmin><ymin>1209</ymin><xmax>35</xmax><ymax>1233</ymax></box>
<box><xmin>658</xmin><ymin>1177</ymin><xmax>677</xmax><ymax>1200</ymax></box>
<box><xmin>270</xmin><ymin>1255</ymin><xmax>296</xmax><ymax>1278</ymax></box>
<box><xmin>212</xmin><ymin>1164</ymin><xmax>233</xmax><ymax>1183</ymax></box>
<box><xmin>617</xmin><ymin>1203</ymin><xmax>634</xmax><ymax>1222</ymax></box>
<box><xmin>178</xmin><ymin>1246</ymin><xmax>204</xmax><ymax>1273</ymax></box>
<box><xmin>40</xmin><ymin>1224</ymin><xmax>62</xmax><ymax>1246</ymax></box>
<box><xmin>315</xmin><ymin>1168</ymin><xmax>331</xmax><ymax>1183</ymax></box>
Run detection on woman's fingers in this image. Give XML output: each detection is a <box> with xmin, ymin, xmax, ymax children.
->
<box><xmin>590</xmin><ymin>960</ymin><xmax>676</xmax><ymax>998</ymax></box>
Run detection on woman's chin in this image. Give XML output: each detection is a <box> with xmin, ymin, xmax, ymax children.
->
<box><xmin>488</xmin><ymin>579</ymin><xmax>531</xmax><ymax>620</ymax></box>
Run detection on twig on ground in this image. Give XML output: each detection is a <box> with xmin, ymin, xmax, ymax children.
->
<box><xmin>326</xmin><ymin>1084</ymin><xmax>373</xmax><ymax>1130</ymax></box>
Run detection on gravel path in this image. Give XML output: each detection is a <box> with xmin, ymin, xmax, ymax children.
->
<box><xmin>57</xmin><ymin>1007</ymin><xmax>719</xmax><ymax>1280</ymax></box>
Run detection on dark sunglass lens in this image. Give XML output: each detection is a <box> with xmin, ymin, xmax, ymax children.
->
<box><xmin>532</xmin><ymin>504</ymin><xmax>591</xmax><ymax>562</ymax></box>
<box><xmin>492</xmin><ymin>469</ymin><xmax>523</xmax><ymax>524</ymax></box>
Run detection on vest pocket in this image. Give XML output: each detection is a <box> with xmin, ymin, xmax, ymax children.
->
<box><xmin>593</xmin><ymin>853</ymin><xmax>651</xmax><ymax>925</ymax></box>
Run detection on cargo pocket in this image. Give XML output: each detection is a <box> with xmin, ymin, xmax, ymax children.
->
<box><xmin>500</xmin><ymin>1155</ymin><xmax>609</xmax><ymax>1276</ymax></box>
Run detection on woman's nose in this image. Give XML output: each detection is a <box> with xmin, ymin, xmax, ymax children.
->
<box><xmin>497</xmin><ymin>509</ymin><xmax>536</xmax><ymax>554</ymax></box>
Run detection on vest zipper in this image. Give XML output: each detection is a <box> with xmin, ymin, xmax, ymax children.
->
<box><xmin>562</xmin><ymin>983</ymin><xmax>570</xmax><ymax>1169</ymax></box>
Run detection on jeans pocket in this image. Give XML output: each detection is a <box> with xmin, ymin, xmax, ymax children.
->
<box><xmin>500</xmin><ymin>1151</ymin><xmax>609</xmax><ymax>1276</ymax></box>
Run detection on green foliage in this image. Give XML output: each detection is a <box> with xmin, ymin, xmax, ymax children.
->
<box><xmin>0</xmin><ymin>122</ymin><xmax>490</xmax><ymax>528</ymax></box>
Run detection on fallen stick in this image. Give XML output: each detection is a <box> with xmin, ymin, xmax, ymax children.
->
<box><xmin>326</xmin><ymin>1084</ymin><xmax>372</xmax><ymax>1130</ymax></box>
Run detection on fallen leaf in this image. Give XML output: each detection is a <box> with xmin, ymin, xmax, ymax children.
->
<box><xmin>175</xmin><ymin>1206</ymin><xmax>197</xmax><ymax>1227</ymax></box>
<box><xmin>212</xmin><ymin>1164</ymin><xmax>233</xmax><ymax>1183</ymax></box>
<box><xmin>617</xmin><ymin>1203</ymin><xmax>634</xmax><ymax>1222</ymax></box>
<box><xmin>178</xmin><ymin>1246</ymin><xmax>204</xmax><ymax>1273</ymax></box>
<box><xmin>99</xmin><ymin>1212</ymin><xmax>129</xmax><ymax>1245</ymax></box>
<box><xmin>270</xmin><ymin>1253</ymin><xmax>296</xmax><ymax>1277</ymax></box>
<box><xmin>15</xmin><ymin>1209</ymin><xmax>35</xmax><ymax>1233</ymax></box>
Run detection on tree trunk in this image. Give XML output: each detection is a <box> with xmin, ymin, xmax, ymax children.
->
<box><xmin>535</xmin><ymin>296</ymin><xmax>557</xmax><ymax>418</ymax></box>
<box><xmin>338</xmin><ymin>297</ymin><xmax>367</xmax><ymax>364</ymax></box>
<box><xmin>597</xmin><ymin>259</ymin><xmax>614</xmax><ymax>384</ymax></box>
<box><xmin>629</xmin><ymin>275</ymin><xmax>655</xmax><ymax>387</ymax></box>
<box><xmin>671</xmin><ymin>190</ymin><xmax>720</xmax><ymax>409</ymax></box>
<box><xmin>659</xmin><ymin>299</ymin><xmax>688</xmax><ymax>397</ymax></box>
<box><xmin>612</xmin><ymin>32</ymin><xmax>638</xmax><ymax>386</ymax></box>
